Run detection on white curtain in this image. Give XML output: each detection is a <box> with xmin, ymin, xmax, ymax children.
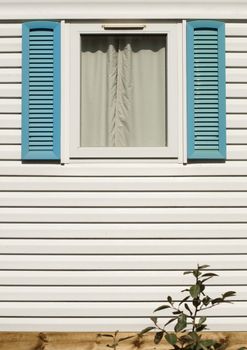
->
<box><xmin>80</xmin><ymin>35</ymin><xmax>166</xmax><ymax>147</ymax></box>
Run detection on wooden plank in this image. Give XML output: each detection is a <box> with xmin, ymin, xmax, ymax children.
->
<box><xmin>0</xmin><ymin>332</ymin><xmax>246</xmax><ymax>350</ymax></box>
<box><xmin>0</xmin><ymin>238</ymin><xmax>246</xmax><ymax>254</ymax></box>
<box><xmin>1</xmin><ymin>270</ymin><xmax>246</xmax><ymax>286</ymax></box>
<box><xmin>226</xmin><ymin>52</ymin><xmax>247</xmax><ymax>67</ymax></box>
<box><xmin>0</xmin><ymin>176</ymin><xmax>247</xmax><ymax>191</ymax></box>
<box><xmin>0</xmin><ymin>301</ymin><xmax>245</xmax><ymax>317</ymax></box>
<box><xmin>0</xmin><ymin>223</ymin><xmax>247</xmax><ymax>239</ymax></box>
<box><xmin>226</xmin><ymin>84</ymin><xmax>247</xmax><ymax>98</ymax></box>
<box><xmin>0</xmin><ymin>69</ymin><xmax>21</xmax><ymax>83</ymax></box>
<box><xmin>2</xmin><ymin>191</ymin><xmax>247</xmax><ymax>207</ymax></box>
<box><xmin>0</xmin><ymin>84</ymin><xmax>21</xmax><ymax>98</ymax></box>
<box><xmin>0</xmin><ymin>53</ymin><xmax>21</xmax><ymax>67</ymax></box>
<box><xmin>0</xmin><ymin>255</ymin><xmax>246</xmax><ymax>270</ymax></box>
<box><xmin>0</xmin><ymin>38</ymin><xmax>21</xmax><ymax>52</ymax></box>
<box><xmin>0</xmin><ymin>129</ymin><xmax>20</xmax><ymax>144</ymax></box>
<box><xmin>227</xmin><ymin>129</ymin><xmax>247</xmax><ymax>144</ymax></box>
<box><xmin>0</xmin><ymin>24</ymin><xmax>21</xmax><ymax>37</ymax></box>
<box><xmin>0</xmin><ymin>207</ymin><xmax>247</xmax><ymax>223</ymax></box>
<box><xmin>226</xmin><ymin>37</ymin><xmax>247</xmax><ymax>52</ymax></box>
<box><xmin>227</xmin><ymin>115</ymin><xmax>247</xmax><ymax>129</ymax></box>
<box><xmin>0</xmin><ymin>286</ymin><xmax>245</xmax><ymax>302</ymax></box>
<box><xmin>0</xmin><ymin>318</ymin><xmax>246</xmax><ymax>332</ymax></box>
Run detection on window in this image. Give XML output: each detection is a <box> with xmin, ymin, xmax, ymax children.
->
<box><xmin>69</xmin><ymin>23</ymin><xmax>182</xmax><ymax>158</ymax></box>
<box><xmin>21</xmin><ymin>20</ymin><xmax>226</xmax><ymax>162</ymax></box>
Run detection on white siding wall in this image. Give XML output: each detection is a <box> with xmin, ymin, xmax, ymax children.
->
<box><xmin>0</xmin><ymin>22</ymin><xmax>247</xmax><ymax>331</ymax></box>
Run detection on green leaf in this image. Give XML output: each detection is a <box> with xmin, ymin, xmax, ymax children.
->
<box><xmin>193</xmin><ymin>269</ymin><xmax>201</xmax><ymax>278</ymax></box>
<box><xmin>222</xmin><ymin>291</ymin><xmax>236</xmax><ymax>299</ymax></box>
<box><xmin>154</xmin><ymin>304</ymin><xmax>170</xmax><ymax>312</ymax></box>
<box><xmin>185</xmin><ymin>303</ymin><xmax>192</xmax><ymax>315</ymax></box>
<box><xmin>198</xmin><ymin>316</ymin><xmax>207</xmax><ymax>325</ymax></box>
<box><xmin>190</xmin><ymin>285</ymin><xmax>201</xmax><ymax>298</ymax></box>
<box><xmin>201</xmin><ymin>273</ymin><xmax>218</xmax><ymax>278</ymax></box>
<box><xmin>193</xmin><ymin>298</ymin><xmax>201</xmax><ymax>307</ymax></box>
<box><xmin>202</xmin><ymin>296</ymin><xmax>210</xmax><ymax>306</ymax></box>
<box><xmin>183</xmin><ymin>271</ymin><xmax>193</xmax><ymax>275</ymax></box>
<box><xmin>150</xmin><ymin>316</ymin><xmax>158</xmax><ymax>325</ymax></box>
<box><xmin>165</xmin><ymin>333</ymin><xmax>177</xmax><ymax>346</ymax></box>
<box><xmin>196</xmin><ymin>324</ymin><xmax>207</xmax><ymax>332</ymax></box>
<box><xmin>167</xmin><ymin>296</ymin><xmax>173</xmax><ymax>304</ymax></box>
<box><xmin>173</xmin><ymin>310</ymin><xmax>182</xmax><ymax>315</ymax></box>
<box><xmin>238</xmin><ymin>348</ymin><xmax>247</xmax><ymax>350</ymax></box>
<box><xmin>200</xmin><ymin>339</ymin><xmax>215</xmax><ymax>347</ymax></box>
<box><xmin>174</xmin><ymin>314</ymin><xmax>187</xmax><ymax>332</ymax></box>
<box><xmin>139</xmin><ymin>326</ymin><xmax>155</xmax><ymax>335</ymax></box>
<box><xmin>198</xmin><ymin>264</ymin><xmax>210</xmax><ymax>270</ymax></box>
<box><xmin>212</xmin><ymin>297</ymin><xmax>223</xmax><ymax>304</ymax></box>
<box><xmin>164</xmin><ymin>317</ymin><xmax>177</xmax><ymax>327</ymax></box>
<box><xmin>188</xmin><ymin>332</ymin><xmax>199</xmax><ymax>342</ymax></box>
<box><xmin>154</xmin><ymin>332</ymin><xmax>164</xmax><ymax>344</ymax></box>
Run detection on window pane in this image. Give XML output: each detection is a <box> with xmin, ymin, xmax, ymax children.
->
<box><xmin>80</xmin><ymin>35</ymin><xmax>167</xmax><ymax>147</ymax></box>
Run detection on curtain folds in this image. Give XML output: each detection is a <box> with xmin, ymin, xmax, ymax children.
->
<box><xmin>80</xmin><ymin>35</ymin><xmax>166</xmax><ymax>147</ymax></box>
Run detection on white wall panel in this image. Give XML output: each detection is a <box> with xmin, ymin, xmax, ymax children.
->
<box><xmin>0</xmin><ymin>22</ymin><xmax>247</xmax><ymax>333</ymax></box>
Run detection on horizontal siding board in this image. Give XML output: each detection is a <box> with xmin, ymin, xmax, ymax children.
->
<box><xmin>0</xmin><ymin>287</ymin><xmax>244</xmax><ymax>302</ymax></box>
<box><xmin>1</xmin><ymin>162</ymin><xmax>247</xmax><ymax>176</ymax></box>
<box><xmin>0</xmin><ymin>176</ymin><xmax>247</xmax><ymax>191</ymax></box>
<box><xmin>0</xmin><ymin>239</ymin><xmax>246</xmax><ymax>254</ymax></box>
<box><xmin>227</xmin><ymin>145</ymin><xmax>247</xmax><ymax>160</ymax></box>
<box><xmin>226</xmin><ymin>37</ymin><xmax>247</xmax><ymax>52</ymax></box>
<box><xmin>0</xmin><ymin>317</ymin><xmax>246</xmax><ymax>332</ymax></box>
<box><xmin>0</xmin><ymin>145</ymin><xmax>20</xmax><ymax>159</ymax></box>
<box><xmin>0</xmin><ymin>69</ymin><xmax>21</xmax><ymax>83</ymax></box>
<box><xmin>2</xmin><ymin>191</ymin><xmax>247</xmax><ymax>207</ymax></box>
<box><xmin>0</xmin><ymin>129</ymin><xmax>20</xmax><ymax>144</ymax></box>
<box><xmin>0</xmin><ymin>207</ymin><xmax>247</xmax><ymax>222</ymax></box>
<box><xmin>226</xmin><ymin>84</ymin><xmax>247</xmax><ymax>98</ymax></box>
<box><xmin>0</xmin><ymin>255</ymin><xmax>246</xmax><ymax>270</ymax></box>
<box><xmin>0</xmin><ymin>99</ymin><xmax>21</xmax><ymax>113</ymax></box>
<box><xmin>227</xmin><ymin>129</ymin><xmax>247</xmax><ymax>144</ymax></box>
<box><xmin>226</xmin><ymin>23</ymin><xmax>247</xmax><ymax>36</ymax></box>
<box><xmin>227</xmin><ymin>115</ymin><xmax>247</xmax><ymax>129</ymax></box>
<box><xmin>227</xmin><ymin>98</ymin><xmax>247</xmax><ymax>113</ymax></box>
<box><xmin>1</xmin><ymin>270</ymin><xmax>246</xmax><ymax>286</ymax></box>
<box><xmin>226</xmin><ymin>52</ymin><xmax>247</xmax><ymax>67</ymax></box>
<box><xmin>0</xmin><ymin>53</ymin><xmax>21</xmax><ymax>67</ymax></box>
<box><xmin>0</xmin><ymin>301</ymin><xmax>244</xmax><ymax>317</ymax></box>
<box><xmin>0</xmin><ymin>38</ymin><xmax>21</xmax><ymax>52</ymax></box>
<box><xmin>0</xmin><ymin>24</ymin><xmax>21</xmax><ymax>37</ymax></box>
<box><xmin>0</xmin><ymin>115</ymin><xmax>20</xmax><ymax>128</ymax></box>
<box><xmin>1</xmin><ymin>223</ymin><xmax>247</xmax><ymax>238</ymax></box>
<box><xmin>0</xmin><ymin>84</ymin><xmax>21</xmax><ymax>98</ymax></box>
<box><xmin>226</xmin><ymin>68</ymin><xmax>247</xmax><ymax>83</ymax></box>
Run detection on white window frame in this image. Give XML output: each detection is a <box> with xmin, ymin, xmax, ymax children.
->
<box><xmin>66</xmin><ymin>22</ymin><xmax>183</xmax><ymax>159</ymax></box>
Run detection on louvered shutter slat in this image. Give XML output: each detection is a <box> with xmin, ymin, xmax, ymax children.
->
<box><xmin>22</xmin><ymin>21</ymin><xmax>60</xmax><ymax>160</ymax></box>
<box><xmin>187</xmin><ymin>20</ymin><xmax>226</xmax><ymax>160</ymax></box>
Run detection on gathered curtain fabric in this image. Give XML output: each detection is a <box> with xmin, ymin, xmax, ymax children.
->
<box><xmin>80</xmin><ymin>35</ymin><xmax>166</xmax><ymax>147</ymax></box>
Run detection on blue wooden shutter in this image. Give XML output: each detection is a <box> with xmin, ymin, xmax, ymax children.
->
<box><xmin>187</xmin><ymin>20</ymin><xmax>226</xmax><ymax>160</ymax></box>
<box><xmin>22</xmin><ymin>21</ymin><xmax>60</xmax><ymax>160</ymax></box>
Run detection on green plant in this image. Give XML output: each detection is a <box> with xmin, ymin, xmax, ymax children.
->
<box><xmin>99</xmin><ymin>330</ymin><xmax>135</xmax><ymax>350</ymax></box>
<box><xmin>140</xmin><ymin>264</ymin><xmax>236</xmax><ymax>350</ymax></box>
